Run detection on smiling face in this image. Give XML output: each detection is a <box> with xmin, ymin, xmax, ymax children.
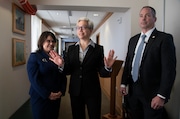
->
<box><xmin>139</xmin><ymin>7</ymin><xmax>157</xmax><ymax>32</ymax></box>
<box><xmin>76</xmin><ymin>19</ymin><xmax>93</xmax><ymax>40</ymax></box>
<box><xmin>37</xmin><ymin>31</ymin><xmax>57</xmax><ymax>53</ymax></box>
<box><xmin>43</xmin><ymin>35</ymin><xmax>56</xmax><ymax>53</ymax></box>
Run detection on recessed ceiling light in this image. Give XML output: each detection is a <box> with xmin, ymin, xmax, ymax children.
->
<box><xmin>93</xmin><ymin>13</ymin><xmax>99</xmax><ymax>17</ymax></box>
<box><xmin>56</xmin><ymin>12</ymin><xmax>60</xmax><ymax>15</ymax></box>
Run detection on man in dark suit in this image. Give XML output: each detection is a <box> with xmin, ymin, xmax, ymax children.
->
<box><xmin>120</xmin><ymin>6</ymin><xmax>176</xmax><ymax>119</ymax></box>
<box><xmin>49</xmin><ymin>17</ymin><xmax>117</xmax><ymax>119</ymax></box>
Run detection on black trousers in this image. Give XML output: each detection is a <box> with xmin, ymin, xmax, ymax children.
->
<box><xmin>70</xmin><ymin>94</ymin><xmax>101</xmax><ymax>119</ymax></box>
<box><xmin>127</xmin><ymin>82</ymin><xmax>164</xmax><ymax>119</ymax></box>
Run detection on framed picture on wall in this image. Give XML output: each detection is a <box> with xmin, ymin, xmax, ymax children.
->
<box><xmin>12</xmin><ymin>38</ymin><xmax>26</xmax><ymax>66</ymax></box>
<box><xmin>12</xmin><ymin>3</ymin><xmax>26</xmax><ymax>35</ymax></box>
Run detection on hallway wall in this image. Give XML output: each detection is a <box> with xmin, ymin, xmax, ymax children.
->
<box><xmin>0</xmin><ymin>0</ymin><xmax>31</xmax><ymax>119</ymax></box>
<box><xmin>158</xmin><ymin>0</ymin><xmax>180</xmax><ymax>118</ymax></box>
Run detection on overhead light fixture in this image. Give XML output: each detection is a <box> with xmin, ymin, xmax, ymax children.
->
<box><xmin>62</xmin><ymin>26</ymin><xmax>67</xmax><ymax>28</ymax></box>
<box><xmin>93</xmin><ymin>13</ymin><xmax>99</xmax><ymax>17</ymax></box>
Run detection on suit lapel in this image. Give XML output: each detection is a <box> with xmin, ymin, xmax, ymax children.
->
<box><xmin>129</xmin><ymin>34</ymin><xmax>140</xmax><ymax>65</ymax></box>
<box><xmin>74</xmin><ymin>45</ymin><xmax>81</xmax><ymax>64</ymax></box>
<box><xmin>142</xmin><ymin>29</ymin><xmax>158</xmax><ymax>60</ymax></box>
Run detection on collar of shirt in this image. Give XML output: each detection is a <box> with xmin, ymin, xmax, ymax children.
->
<box><xmin>75</xmin><ymin>39</ymin><xmax>95</xmax><ymax>48</ymax></box>
<box><xmin>141</xmin><ymin>27</ymin><xmax>155</xmax><ymax>43</ymax></box>
<box><xmin>75</xmin><ymin>40</ymin><xmax>95</xmax><ymax>63</ymax></box>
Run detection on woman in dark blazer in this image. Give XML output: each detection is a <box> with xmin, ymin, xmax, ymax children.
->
<box><xmin>27</xmin><ymin>31</ymin><xmax>67</xmax><ymax>119</ymax></box>
<box><xmin>49</xmin><ymin>17</ymin><xmax>117</xmax><ymax>119</ymax></box>
<box><xmin>120</xmin><ymin>6</ymin><xmax>176</xmax><ymax>119</ymax></box>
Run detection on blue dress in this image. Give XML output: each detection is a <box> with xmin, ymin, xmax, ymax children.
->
<box><xmin>27</xmin><ymin>50</ymin><xmax>67</xmax><ymax>119</ymax></box>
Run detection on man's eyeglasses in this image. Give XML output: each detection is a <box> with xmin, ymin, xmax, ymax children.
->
<box><xmin>76</xmin><ymin>26</ymin><xmax>89</xmax><ymax>30</ymax></box>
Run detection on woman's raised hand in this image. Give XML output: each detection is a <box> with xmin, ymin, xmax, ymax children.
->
<box><xmin>49</xmin><ymin>50</ymin><xmax>64</xmax><ymax>67</ymax></box>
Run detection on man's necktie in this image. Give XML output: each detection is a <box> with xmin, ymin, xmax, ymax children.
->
<box><xmin>132</xmin><ymin>34</ymin><xmax>146</xmax><ymax>82</ymax></box>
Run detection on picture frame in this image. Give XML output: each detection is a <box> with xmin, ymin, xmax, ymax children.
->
<box><xmin>12</xmin><ymin>3</ymin><xmax>26</xmax><ymax>35</ymax></box>
<box><xmin>12</xmin><ymin>38</ymin><xmax>26</xmax><ymax>66</ymax></box>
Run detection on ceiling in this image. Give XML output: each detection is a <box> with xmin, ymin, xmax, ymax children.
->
<box><xmin>35</xmin><ymin>6</ymin><xmax>129</xmax><ymax>39</ymax></box>
<box><xmin>36</xmin><ymin>10</ymin><xmax>108</xmax><ymax>39</ymax></box>
<box><xmin>16</xmin><ymin>0</ymin><xmax>129</xmax><ymax>39</ymax></box>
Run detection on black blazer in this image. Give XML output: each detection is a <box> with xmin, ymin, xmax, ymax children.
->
<box><xmin>121</xmin><ymin>29</ymin><xmax>176</xmax><ymax>101</ymax></box>
<box><xmin>64</xmin><ymin>43</ymin><xmax>110</xmax><ymax>97</ymax></box>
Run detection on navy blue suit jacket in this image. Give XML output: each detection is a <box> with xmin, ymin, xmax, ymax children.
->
<box><xmin>121</xmin><ymin>29</ymin><xmax>176</xmax><ymax>102</ymax></box>
<box><xmin>27</xmin><ymin>51</ymin><xmax>67</xmax><ymax>103</ymax></box>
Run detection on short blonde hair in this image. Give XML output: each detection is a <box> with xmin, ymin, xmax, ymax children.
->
<box><xmin>76</xmin><ymin>17</ymin><xmax>94</xmax><ymax>30</ymax></box>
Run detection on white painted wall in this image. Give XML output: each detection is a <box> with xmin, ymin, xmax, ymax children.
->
<box><xmin>91</xmin><ymin>12</ymin><xmax>131</xmax><ymax>61</ymax></box>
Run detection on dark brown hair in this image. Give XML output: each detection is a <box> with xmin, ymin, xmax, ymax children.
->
<box><xmin>36</xmin><ymin>31</ymin><xmax>56</xmax><ymax>52</ymax></box>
